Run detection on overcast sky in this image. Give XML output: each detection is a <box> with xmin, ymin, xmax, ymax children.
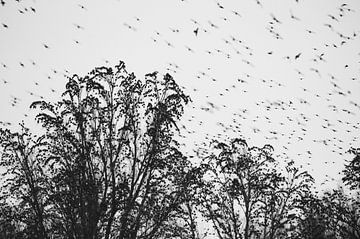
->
<box><xmin>1</xmin><ymin>0</ymin><xmax>360</xmax><ymax>189</ymax></box>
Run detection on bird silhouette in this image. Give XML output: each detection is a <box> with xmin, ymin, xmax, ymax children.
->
<box><xmin>194</xmin><ymin>28</ymin><xmax>199</xmax><ymax>36</ymax></box>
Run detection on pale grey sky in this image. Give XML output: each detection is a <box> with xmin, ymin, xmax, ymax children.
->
<box><xmin>1</xmin><ymin>0</ymin><xmax>360</xmax><ymax>189</ymax></box>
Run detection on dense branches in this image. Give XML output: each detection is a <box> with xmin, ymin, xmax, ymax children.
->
<box><xmin>0</xmin><ymin>60</ymin><xmax>359</xmax><ymax>239</ymax></box>
<box><xmin>197</xmin><ymin>138</ymin><xmax>314</xmax><ymax>239</ymax></box>
<box><xmin>1</xmin><ymin>61</ymin><xmax>195</xmax><ymax>239</ymax></box>
<box><xmin>343</xmin><ymin>148</ymin><xmax>360</xmax><ymax>190</ymax></box>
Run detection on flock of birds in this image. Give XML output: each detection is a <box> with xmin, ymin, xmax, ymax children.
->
<box><xmin>0</xmin><ymin>0</ymin><xmax>359</xmax><ymax>188</ymax></box>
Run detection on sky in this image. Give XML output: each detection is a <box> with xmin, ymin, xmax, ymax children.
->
<box><xmin>0</xmin><ymin>0</ymin><xmax>360</xmax><ymax>190</ymax></box>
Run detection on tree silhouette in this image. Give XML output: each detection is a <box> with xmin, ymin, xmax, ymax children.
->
<box><xmin>343</xmin><ymin>148</ymin><xmax>360</xmax><ymax>190</ymax></box>
<box><xmin>322</xmin><ymin>188</ymin><xmax>360</xmax><ymax>239</ymax></box>
<box><xmin>255</xmin><ymin>160</ymin><xmax>314</xmax><ymax>239</ymax></box>
<box><xmin>295</xmin><ymin>192</ymin><xmax>335</xmax><ymax>239</ymax></box>
<box><xmin>295</xmin><ymin>148</ymin><xmax>360</xmax><ymax>239</ymax></box>
<box><xmin>1</xmin><ymin>60</ymin><xmax>359</xmax><ymax>239</ymax></box>
<box><xmin>0</xmin><ymin>125</ymin><xmax>48</xmax><ymax>239</ymax></box>
<box><xmin>0</xmin><ymin>61</ymin><xmax>200</xmax><ymax>238</ymax></box>
<box><xmin>197</xmin><ymin>138</ymin><xmax>313</xmax><ymax>239</ymax></box>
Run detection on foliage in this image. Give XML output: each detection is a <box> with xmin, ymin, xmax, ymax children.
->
<box><xmin>197</xmin><ymin>138</ymin><xmax>314</xmax><ymax>239</ymax></box>
<box><xmin>343</xmin><ymin>148</ymin><xmax>360</xmax><ymax>190</ymax></box>
<box><xmin>294</xmin><ymin>193</ymin><xmax>335</xmax><ymax>239</ymax></box>
<box><xmin>0</xmin><ymin>125</ymin><xmax>48</xmax><ymax>239</ymax></box>
<box><xmin>322</xmin><ymin>188</ymin><xmax>360</xmax><ymax>239</ymax></box>
<box><xmin>1</xmin><ymin>60</ymin><xmax>359</xmax><ymax>239</ymax></box>
<box><xmin>296</xmin><ymin>187</ymin><xmax>360</xmax><ymax>239</ymax></box>
<box><xmin>0</xmin><ymin>61</ymin><xmax>197</xmax><ymax>239</ymax></box>
<box><xmin>295</xmin><ymin>147</ymin><xmax>360</xmax><ymax>239</ymax></box>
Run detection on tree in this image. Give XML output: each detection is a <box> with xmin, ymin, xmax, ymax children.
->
<box><xmin>197</xmin><ymin>138</ymin><xmax>313</xmax><ymax>239</ymax></box>
<box><xmin>322</xmin><ymin>188</ymin><xmax>360</xmax><ymax>239</ymax></box>
<box><xmin>0</xmin><ymin>61</ymin><xmax>200</xmax><ymax>239</ymax></box>
<box><xmin>0</xmin><ymin>125</ymin><xmax>48</xmax><ymax>239</ymax></box>
<box><xmin>255</xmin><ymin>160</ymin><xmax>314</xmax><ymax>239</ymax></box>
<box><xmin>294</xmin><ymin>192</ymin><xmax>335</xmax><ymax>239</ymax></box>
<box><xmin>297</xmin><ymin>188</ymin><xmax>359</xmax><ymax>239</ymax></box>
<box><xmin>0</xmin><ymin>197</ymin><xmax>26</xmax><ymax>239</ymax></box>
<box><xmin>343</xmin><ymin>148</ymin><xmax>360</xmax><ymax>190</ymax></box>
<box><xmin>295</xmin><ymin>147</ymin><xmax>360</xmax><ymax>239</ymax></box>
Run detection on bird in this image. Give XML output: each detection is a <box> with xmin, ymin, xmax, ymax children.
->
<box><xmin>216</xmin><ymin>1</ymin><xmax>224</xmax><ymax>9</ymax></box>
<box><xmin>73</xmin><ymin>23</ymin><xmax>84</xmax><ymax>30</ymax></box>
<box><xmin>232</xmin><ymin>10</ymin><xmax>241</xmax><ymax>17</ymax></box>
<box><xmin>194</xmin><ymin>28</ymin><xmax>199</xmax><ymax>36</ymax></box>
<box><xmin>290</xmin><ymin>10</ymin><xmax>300</xmax><ymax>20</ymax></box>
<box><xmin>78</xmin><ymin>4</ymin><xmax>87</xmax><ymax>10</ymax></box>
<box><xmin>327</xmin><ymin>14</ymin><xmax>339</xmax><ymax>22</ymax></box>
<box><xmin>270</xmin><ymin>13</ymin><xmax>281</xmax><ymax>24</ymax></box>
<box><xmin>185</xmin><ymin>46</ymin><xmax>194</xmax><ymax>53</ymax></box>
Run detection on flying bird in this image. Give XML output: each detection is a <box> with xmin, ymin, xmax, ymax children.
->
<box><xmin>194</xmin><ymin>28</ymin><xmax>199</xmax><ymax>36</ymax></box>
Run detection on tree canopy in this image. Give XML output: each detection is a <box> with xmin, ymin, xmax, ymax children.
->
<box><xmin>0</xmin><ymin>61</ymin><xmax>198</xmax><ymax>239</ymax></box>
<box><xmin>0</xmin><ymin>61</ymin><xmax>359</xmax><ymax>239</ymax></box>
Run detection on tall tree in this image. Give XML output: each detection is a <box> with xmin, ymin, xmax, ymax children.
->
<box><xmin>0</xmin><ymin>61</ymin><xmax>198</xmax><ymax>239</ymax></box>
<box><xmin>322</xmin><ymin>188</ymin><xmax>360</xmax><ymax>239</ymax></box>
<box><xmin>255</xmin><ymin>160</ymin><xmax>314</xmax><ymax>239</ymax></box>
<box><xmin>294</xmin><ymin>192</ymin><xmax>335</xmax><ymax>239</ymax></box>
<box><xmin>295</xmin><ymin>147</ymin><xmax>360</xmax><ymax>239</ymax></box>
<box><xmin>0</xmin><ymin>125</ymin><xmax>48</xmax><ymax>239</ymax></box>
<box><xmin>197</xmin><ymin>138</ymin><xmax>313</xmax><ymax>239</ymax></box>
